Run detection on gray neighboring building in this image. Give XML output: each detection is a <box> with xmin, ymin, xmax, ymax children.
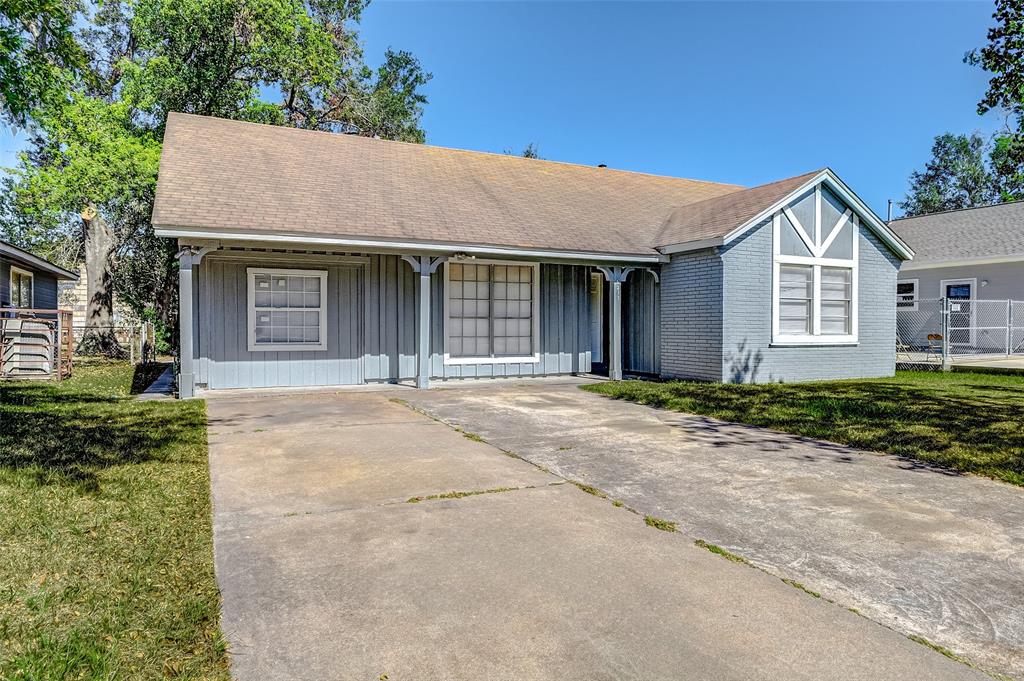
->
<box><xmin>890</xmin><ymin>202</ymin><xmax>1024</xmax><ymax>304</ymax></box>
<box><xmin>1</xmin><ymin>239</ymin><xmax>77</xmax><ymax>312</ymax></box>
<box><xmin>152</xmin><ymin>113</ymin><xmax>914</xmax><ymax>396</ymax></box>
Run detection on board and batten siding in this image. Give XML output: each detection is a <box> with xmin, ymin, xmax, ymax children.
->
<box><xmin>193</xmin><ymin>253</ymin><xmax>593</xmax><ymax>389</ymax></box>
<box><xmin>623</xmin><ymin>269</ymin><xmax>660</xmax><ymax>375</ymax></box>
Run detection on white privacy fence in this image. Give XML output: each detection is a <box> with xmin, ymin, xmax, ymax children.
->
<box><xmin>897</xmin><ymin>298</ymin><xmax>1024</xmax><ymax>364</ymax></box>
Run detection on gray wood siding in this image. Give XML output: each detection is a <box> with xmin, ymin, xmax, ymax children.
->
<box><xmin>193</xmin><ymin>253</ymin><xmax>593</xmax><ymax>389</ymax></box>
<box><xmin>623</xmin><ymin>269</ymin><xmax>660</xmax><ymax>374</ymax></box>
<box><xmin>197</xmin><ymin>255</ymin><xmax>364</xmax><ymax>389</ymax></box>
<box><xmin>429</xmin><ymin>263</ymin><xmax>592</xmax><ymax>379</ymax></box>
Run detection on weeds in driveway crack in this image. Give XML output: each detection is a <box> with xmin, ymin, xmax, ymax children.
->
<box><xmin>406</xmin><ymin>486</ymin><xmax>527</xmax><ymax>503</ymax></box>
<box><xmin>694</xmin><ymin>539</ymin><xmax>749</xmax><ymax>565</ymax></box>
<box><xmin>781</xmin><ymin>578</ymin><xmax>821</xmax><ymax>599</ymax></box>
<box><xmin>644</xmin><ymin>515</ymin><xmax>677</xmax><ymax>532</ymax></box>
<box><xmin>571</xmin><ymin>481</ymin><xmax>607</xmax><ymax>498</ymax></box>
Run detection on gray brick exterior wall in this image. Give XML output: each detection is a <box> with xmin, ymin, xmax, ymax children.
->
<box><xmin>659</xmin><ymin>248</ymin><xmax>724</xmax><ymax>381</ymax></box>
<box><xmin>718</xmin><ymin>217</ymin><xmax>900</xmax><ymax>383</ymax></box>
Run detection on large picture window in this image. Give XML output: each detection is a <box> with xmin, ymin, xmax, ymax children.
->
<box><xmin>247</xmin><ymin>268</ymin><xmax>327</xmax><ymax>352</ymax></box>
<box><xmin>772</xmin><ymin>184</ymin><xmax>858</xmax><ymax>344</ymax></box>
<box><xmin>445</xmin><ymin>261</ymin><xmax>540</xmax><ymax>363</ymax></box>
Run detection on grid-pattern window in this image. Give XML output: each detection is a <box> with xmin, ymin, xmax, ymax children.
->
<box><xmin>10</xmin><ymin>268</ymin><xmax>32</xmax><ymax>308</ymax></box>
<box><xmin>778</xmin><ymin>265</ymin><xmax>812</xmax><ymax>335</ymax></box>
<box><xmin>896</xmin><ymin>280</ymin><xmax>917</xmax><ymax>309</ymax></box>
<box><xmin>447</xmin><ymin>262</ymin><xmax>537</xmax><ymax>360</ymax></box>
<box><xmin>448</xmin><ymin>263</ymin><xmax>490</xmax><ymax>358</ymax></box>
<box><xmin>820</xmin><ymin>267</ymin><xmax>852</xmax><ymax>335</ymax></box>
<box><xmin>248</xmin><ymin>268</ymin><xmax>327</xmax><ymax>351</ymax></box>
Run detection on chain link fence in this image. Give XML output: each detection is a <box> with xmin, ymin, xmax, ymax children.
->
<box><xmin>72</xmin><ymin>323</ymin><xmax>158</xmax><ymax>363</ymax></box>
<box><xmin>897</xmin><ymin>298</ymin><xmax>1024</xmax><ymax>367</ymax></box>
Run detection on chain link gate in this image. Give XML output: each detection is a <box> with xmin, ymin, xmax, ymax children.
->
<box><xmin>897</xmin><ymin>298</ymin><xmax>1024</xmax><ymax>366</ymax></box>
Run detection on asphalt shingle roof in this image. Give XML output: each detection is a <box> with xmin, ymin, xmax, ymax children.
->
<box><xmin>152</xmin><ymin>113</ymin><xmax>825</xmax><ymax>256</ymax></box>
<box><xmin>889</xmin><ymin>202</ymin><xmax>1024</xmax><ymax>264</ymax></box>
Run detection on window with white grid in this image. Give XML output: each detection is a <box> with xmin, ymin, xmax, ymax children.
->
<box><xmin>446</xmin><ymin>261</ymin><xmax>539</xmax><ymax>362</ymax></box>
<box><xmin>772</xmin><ymin>183</ymin><xmax>858</xmax><ymax>344</ymax></box>
<box><xmin>247</xmin><ymin>268</ymin><xmax>327</xmax><ymax>352</ymax></box>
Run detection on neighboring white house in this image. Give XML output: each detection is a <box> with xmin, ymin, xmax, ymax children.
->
<box><xmin>151</xmin><ymin>113</ymin><xmax>915</xmax><ymax>397</ymax></box>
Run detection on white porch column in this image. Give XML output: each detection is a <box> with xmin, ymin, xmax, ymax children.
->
<box><xmin>417</xmin><ymin>255</ymin><xmax>431</xmax><ymax>389</ymax></box>
<box><xmin>178</xmin><ymin>250</ymin><xmax>195</xmax><ymax>398</ymax></box>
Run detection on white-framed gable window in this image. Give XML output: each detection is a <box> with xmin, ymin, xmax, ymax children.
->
<box><xmin>897</xmin><ymin>279</ymin><xmax>918</xmax><ymax>310</ymax></box>
<box><xmin>444</xmin><ymin>260</ymin><xmax>540</xmax><ymax>364</ymax></box>
<box><xmin>10</xmin><ymin>266</ymin><xmax>33</xmax><ymax>308</ymax></box>
<box><xmin>247</xmin><ymin>268</ymin><xmax>327</xmax><ymax>352</ymax></box>
<box><xmin>772</xmin><ymin>184</ymin><xmax>858</xmax><ymax>345</ymax></box>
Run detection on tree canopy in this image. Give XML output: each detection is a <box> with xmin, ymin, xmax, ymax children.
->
<box><xmin>1</xmin><ymin>0</ymin><xmax>430</xmax><ymax>351</ymax></box>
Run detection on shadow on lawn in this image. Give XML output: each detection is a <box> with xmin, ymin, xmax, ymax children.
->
<box><xmin>0</xmin><ymin>375</ymin><xmax>203</xmax><ymax>490</ymax></box>
<box><xmin>586</xmin><ymin>378</ymin><xmax>1024</xmax><ymax>485</ymax></box>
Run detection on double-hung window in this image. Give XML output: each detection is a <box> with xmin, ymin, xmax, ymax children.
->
<box><xmin>247</xmin><ymin>268</ymin><xmax>327</xmax><ymax>352</ymax></box>
<box><xmin>772</xmin><ymin>185</ymin><xmax>858</xmax><ymax>344</ymax></box>
<box><xmin>445</xmin><ymin>261</ymin><xmax>540</xmax><ymax>363</ymax></box>
<box><xmin>10</xmin><ymin>267</ymin><xmax>33</xmax><ymax>308</ymax></box>
<box><xmin>896</xmin><ymin>279</ymin><xmax>918</xmax><ymax>310</ymax></box>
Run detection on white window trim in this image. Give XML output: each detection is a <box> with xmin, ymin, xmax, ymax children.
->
<box><xmin>771</xmin><ymin>196</ymin><xmax>859</xmax><ymax>346</ymax></box>
<box><xmin>246</xmin><ymin>267</ymin><xmax>328</xmax><ymax>352</ymax></box>
<box><xmin>443</xmin><ymin>259</ymin><xmax>541</xmax><ymax>365</ymax></box>
<box><xmin>897</xmin><ymin>278</ymin><xmax>919</xmax><ymax>311</ymax></box>
<box><xmin>9</xmin><ymin>266</ymin><xmax>33</xmax><ymax>308</ymax></box>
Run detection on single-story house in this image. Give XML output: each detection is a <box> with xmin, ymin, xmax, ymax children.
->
<box><xmin>1</xmin><ymin>239</ymin><xmax>78</xmax><ymax>378</ymax></box>
<box><xmin>890</xmin><ymin>202</ymin><xmax>1024</xmax><ymax>304</ymax></box>
<box><xmin>889</xmin><ymin>202</ymin><xmax>1024</xmax><ymax>355</ymax></box>
<box><xmin>152</xmin><ymin>113</ymin><xmax>914</xmax><ymax>397</ymax></box>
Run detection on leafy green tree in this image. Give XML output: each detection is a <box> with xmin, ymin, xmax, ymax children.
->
<box><xmin>0</xmin><ymin>0</ymin><xmax>86</xmax><ymax>125</ymax></box>
<box><xmin>3</xmin><ymin>0</ymin><xmax>430</xmax><ymax>353</ymax></box>
<box><xmin>966</xmin><ymin>0</ymin><xmax>1024</xmax><ymax>199</ymax></box>
<box><xmin>504</xmin><ymin>142</ymin><xmax>541</xmax><ymax>159</ymax></box>
<box><xmin>899</xmin><ymin>132</ymin><xmax>997</xmax><ymax>217</ymax></box>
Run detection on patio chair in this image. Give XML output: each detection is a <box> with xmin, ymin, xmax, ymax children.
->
<box><xmin>925</xmin><ymin>334</ymin><xmax>943</xmax><ymax>363</ymax></box>
<box><xmin>896</xmin><ymin>335</ymin><xmax>913</xmax><ymax>362</ymax></box>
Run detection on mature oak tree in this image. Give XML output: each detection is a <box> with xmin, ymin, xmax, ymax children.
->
<box><xmin>899</xmin><ymin>132</ymin><xmax>997</xmax><ymax>217</ymax></box>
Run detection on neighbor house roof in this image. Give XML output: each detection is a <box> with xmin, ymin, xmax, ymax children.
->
<box><xmin>153</xmin><ymin>113</ymin><xmax>909</xmax><ymax>260</ymax></box>
<box><xmin>0</xmin><ymin>239</ymin><xmax>78</xmax><ymax>280</ymax></box>
<box><xmin>890</xmin><ymin>201</ymin><xmax>1024</xmax><ymax>268</ymax></box>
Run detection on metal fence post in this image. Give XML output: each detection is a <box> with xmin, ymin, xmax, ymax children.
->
<box><xmin>941</xmin><ymin>297</ymin><xmax>952</xmax><ymax>371</ymax></box>
<box><xmin>1007</xmin><ymin>299</ymin><xmax>1013</xmax><ymax>357</ymax></box>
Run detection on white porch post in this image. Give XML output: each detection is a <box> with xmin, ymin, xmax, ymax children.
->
<box><xmin>178</xmin><ymin>249</ymin><xmax>195</xmax><ymax>398</ymax></box>
<box><xmin>417</xmin><ymin>255</ymin><xmax>431</xmax><ymax>389</ymax></box>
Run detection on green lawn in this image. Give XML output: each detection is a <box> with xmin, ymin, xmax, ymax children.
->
<box><xmin>582</xmin><ymin>371</ymin><xmax>1024</xmax><ymax>487</ymax></box>
<box><xmin>0</xmin><ymin>361</ymin><xmax>229</xmax><ymax>679</ymax></box>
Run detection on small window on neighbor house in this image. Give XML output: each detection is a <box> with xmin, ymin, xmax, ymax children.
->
<box><xmin>10</xmin><ymin>267</ymin><xmax>33</xmax><ymax>308</ymax></box>
<box><xmin>445</xmin><ymin>261</ymin><xmax>539</xmax><ymax>362</ymax></box>
<box><xmin>897</xmin><ymin>280</ymin><xmax>918</xmax><ymax>310</ymax></box>
<box><xmin>247</xmin><ymin>268</ymin><xmax>327</xmax><ymax>352</ymax></box>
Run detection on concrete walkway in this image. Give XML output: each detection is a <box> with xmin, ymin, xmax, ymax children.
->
<box><xmin>401</xmin><ymin>378</ymin><xmax>1024</xmax><ymax>679</ymax></box>
<box><xmin>206</xmin><ymin>390</ymin><xmax>984</xmax><ymax>681</ymax></box>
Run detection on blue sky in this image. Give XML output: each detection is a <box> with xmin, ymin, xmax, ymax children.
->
<box><xmin>0</xmin><ymin>1</ymin><xmax>1001</xmax><ymax>217</ymax></box>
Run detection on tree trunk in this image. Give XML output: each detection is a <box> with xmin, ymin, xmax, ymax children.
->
<box><xmin>78</xmin><ymin>205</ymin><xmax>123</xmax><ymax>357</ymax></box>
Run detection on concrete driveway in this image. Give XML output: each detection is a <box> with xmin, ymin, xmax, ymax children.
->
<box><xmin>400</xmin><ymin>377</ymin><xmax>1024</xmax><ymax>680</ymax></box>
<box><xmin>206</xmin><ymin>388</ymin><xmax>985</xmax><ymax>681</ymax></box>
